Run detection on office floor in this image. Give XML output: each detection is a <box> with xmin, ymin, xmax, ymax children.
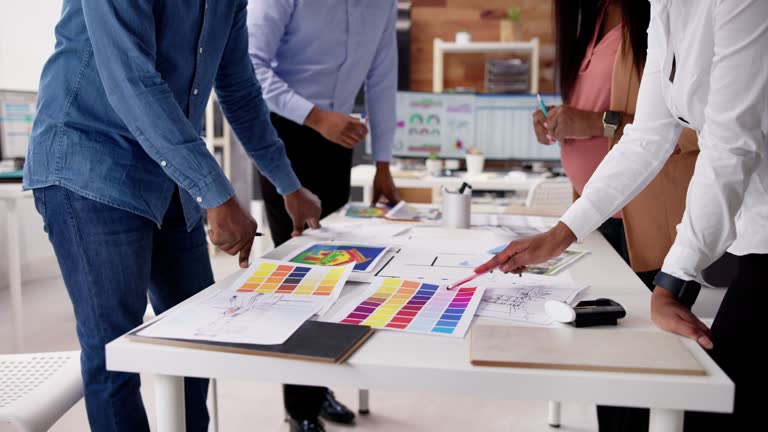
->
<box><xmin>0</xmin><ymin>235</ymin><xmax>601</xmax><ymax>432</ymax></box>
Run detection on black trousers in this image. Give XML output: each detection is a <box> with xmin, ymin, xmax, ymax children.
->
<box><xmin>260</xmin><ymin>113</ymin><xmax>353</xmax><ymax>420</ymax></box>
<box><xmin>683</xmin><ymin>254</ymin><xmax>763</xmax><ymax>430</ymax></box>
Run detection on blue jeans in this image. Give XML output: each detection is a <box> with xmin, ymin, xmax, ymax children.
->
<box><xmin>33</xmin><ymin>186</ymin><xmax>211</xmax><ymax>432</ymax></box>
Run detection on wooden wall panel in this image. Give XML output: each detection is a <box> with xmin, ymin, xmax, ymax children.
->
<box><xmin>410</xmin><ymin>0</ymin><xmax>556</xmax><ymax>93</ymax></box>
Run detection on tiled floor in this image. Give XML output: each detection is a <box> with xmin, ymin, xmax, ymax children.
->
<box><xmin>0</xmin><ymin>239</ymin><xmax>600</xmax><ymax>432</ymax></box>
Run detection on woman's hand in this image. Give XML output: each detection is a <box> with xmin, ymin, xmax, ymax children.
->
<box><xmin>547</xmin><ymin>106</ymin><xmax>604</xmax><ymax>142</ymax></box>
<box><xmin>474</xmin><ymin>222</ymin><xmax>577</xmax><ymax>274</ymax></box>
<box><xmin>651</xmin><ymin>287</ymin><xmax>714</xmax><ymax>349</ymax></box>
<box><xmin>532</xmin><ymin>108</ymin><xmax>556</xmax><ymax>145</ymax></box>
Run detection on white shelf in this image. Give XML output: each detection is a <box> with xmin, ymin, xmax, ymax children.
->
<box><xmin>432</xmin><ymin>37</ymin><xmax>540</xmax><ymax>94</ymax></box>
<box><xmin>436</xmin><ymin>40</ymin><xmax>537</xmax><ymax>53</ymax></box>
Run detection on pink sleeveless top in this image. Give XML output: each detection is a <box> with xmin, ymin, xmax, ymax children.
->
<box><xmin>560</xmin><ymin>12</ymin><xmax>623</xmax><ymax>217</ymax></box>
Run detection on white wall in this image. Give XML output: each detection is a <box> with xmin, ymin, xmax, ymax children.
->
<box><xmin>0</xmin><ymin>0</ymin><xmax>61</xmax><ymax>91</ymax></box>
<box><xmin>0</xmin><ymin>0</ymin><xmax>62</xmax><ymax>288</ymax></box>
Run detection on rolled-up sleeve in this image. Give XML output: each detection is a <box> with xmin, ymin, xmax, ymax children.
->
<box><xmin>216</xmin><ymin>0</ymin><xmax>302</xmax><ymax>196</ymax></box>
<box><xmin>365</xmin><ymin>1</ymin><xmax>398</xmax><ymax>163</ymax></box>
<box><xmin>80</xmin><ymin>0</ymin><xmax>234</xmax><ymax>208</ymax></box>
<box><xmin>247</xmin><ymin>0</ymin><xmax>314</xmax><ymax>125</ymax></box>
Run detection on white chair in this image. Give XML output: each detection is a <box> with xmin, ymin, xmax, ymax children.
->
<box><xmin>0</xmin><ymin>351</ymin><xmax>83</xmax><ymax>432</ymax></box>
<box><xmin>525</xmin><ymin>177</ymin><xmax>573</xmax><ymax>210</ymax></box>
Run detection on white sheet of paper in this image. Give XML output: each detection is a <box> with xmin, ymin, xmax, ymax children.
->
<box><xmin>138</xmin><ymin>290</ymin><xmax>325</xmax><ymax>345</ymax></box>
<box><xmin>302</xmin><ymin>222</ymin><xmax>411</xmax><ymax>242</ymax></box>
<box><xmin>398</xmin><ymin>227</ymin><xmax>517</xmax><ymax>253</ymax></box>
<box><xmin>471</xmin><ymin>213</ymin><xmax>556</xmax><ymax>237</ymax></box>
<box><xmin>374</xmin><ymin>248</ymin><xmax>495</xmax><ymax>282</ymax></box>
<box><xmin>474</xmin><ymin>273</ymin><xmax>588</xmax><ymax>325</ymax></box>
<box><xmin>225</xmin><ymin>258</ymin><xmax>354</xmax><ymax>316</ymax></box>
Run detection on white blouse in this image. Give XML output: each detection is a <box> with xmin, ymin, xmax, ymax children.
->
<box><xmin>560</xmin><ymin>0</ymin><xmax>768</xmax><ymax>282</ymax></box>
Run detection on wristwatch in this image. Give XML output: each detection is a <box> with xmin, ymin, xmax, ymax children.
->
<box><xmin>654</xmin><ymin>271</ymin><xmax>702</xmax><ymax>309</ymax></box>
<box><xmin>602</xmin><ymin>111</ymin><xmax>622</xmax><ymax>138</ymax></box>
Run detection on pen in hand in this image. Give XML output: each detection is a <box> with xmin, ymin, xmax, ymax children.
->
<box><xmin>536</xmin><ymin>93</ymin><xmax>556</xmax><ymax>144</ymax></box>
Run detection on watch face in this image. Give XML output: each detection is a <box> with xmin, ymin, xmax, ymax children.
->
<box><xmin>604</xmin><ymin>111</ymin><xmax>621</xmax><ymax>126</ymax></box>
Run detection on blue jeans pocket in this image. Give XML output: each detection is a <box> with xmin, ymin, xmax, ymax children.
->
<box><xmin>32</xmin><ymin>187</ymin><xmax>48</xmax><ymax>233</ymax></box>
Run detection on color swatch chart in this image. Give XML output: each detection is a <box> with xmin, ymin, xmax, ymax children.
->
<box><xmin>336</xmin><ymin>278</ymin><xmax>484</xmax><ymax>338</ymax></box>
<box><xmin>234</xmin><ymin>260</ymin><xmax>350</xmax><ymax>297</ymax></box>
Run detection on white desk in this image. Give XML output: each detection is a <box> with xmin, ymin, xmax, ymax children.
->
<box><xmin>0</xmin><ymin>183</ymin><xmax>33</xmax><ymax>352</ymax></box>
<box><xmin>106</xmin><ymin>212</ymin><xmax>733</xmax><ymax>432</ymax></box>
<box><xmin>351</xmin><ymin>164</ymin><xmax>541</xmax><ymax>204</ymax></box>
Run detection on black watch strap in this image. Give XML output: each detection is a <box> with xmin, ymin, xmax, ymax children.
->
<box><xmin>653</xmin><ymin>271</ymin><xmax>701</xmax><ymax>309</ymax></box>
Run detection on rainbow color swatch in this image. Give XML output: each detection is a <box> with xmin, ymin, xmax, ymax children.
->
<box><xmin>345</xmin><ymin>205</ymin><xmax>388</xmax><ymax>218</ymax></box>
<box><xmin>289</xmin><ymin>244</ymin><xmax>388</xmax><ymax>272</ymax></box>
<box><xmin>336</xmin><ymin>278</ymin><xmax>484</xmax><ymax>338</ymax></box>
<box><xmin>237</xmin><ymin>261</ymin><xmax>348</xmax><ymax>297</ymax></box>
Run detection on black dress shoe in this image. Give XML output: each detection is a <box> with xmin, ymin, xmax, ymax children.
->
<box><xmin>319</xmin><ymin>390</ymin><xmax>356</xmax><ymax>424</ymax></box>
<box><xmin>288</xmin><ymin>418</ymin><xmax>326</xmax><ymax>432</ymax></box>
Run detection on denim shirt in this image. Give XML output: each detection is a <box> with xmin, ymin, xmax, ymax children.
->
<box><xmin>23</xmin><ymin>0</ymin><xmax>301</xmax><ymax>230</ymax></box>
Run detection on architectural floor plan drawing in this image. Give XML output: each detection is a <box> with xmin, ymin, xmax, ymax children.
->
<box><xmin>475</xmin><ymin>274</ymin><xmax>588</xmax><ymax>325</ymax></box>
<box><xmin>138</xmin><ymin>290</ymin><xmax>325</xmax><ymax>345</ymax></box>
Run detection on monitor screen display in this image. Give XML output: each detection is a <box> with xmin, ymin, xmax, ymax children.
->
<box><xmin>366</xmin><ymin>91</ymin><xmax>562</xmax><ymax>161</ymax></box>
<box><xmin>0</xmin><ymin>90</ymin><xmax>37</xmax><ymax>160</ymax></box>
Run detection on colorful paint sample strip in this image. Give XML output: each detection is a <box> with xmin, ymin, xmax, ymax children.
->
<box><xmin>335</xmin><ymin>277</ymin><xmax>484</xmax><ymax>338</ymax></box>
<box><xmin>236</xmin><ymin>261</ymin><xmax>348</xmax><ymax>297</ymax></box>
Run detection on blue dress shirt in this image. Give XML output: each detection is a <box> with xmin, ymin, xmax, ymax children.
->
<box><xmin>23</xmin><ymin>0</ymin><xmax>302</xmax><ymax>230</ymax></box>
<box><xmin>247</xmin><ymin>0</ymin><xmax>397</xmax><ymax>162</ymax></box>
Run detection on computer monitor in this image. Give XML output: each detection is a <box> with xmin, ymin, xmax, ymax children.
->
<box><xmin>370</xmin><ymin>91</ymin><xmax>562</xmax><ymax>161</ymax></box>
<box><xmin>0</xmin><ymin>90</ymin><xmax>37</xmax><ymax>160</ymax></box>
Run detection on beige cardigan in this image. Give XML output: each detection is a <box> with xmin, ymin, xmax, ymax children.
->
<box><xmin>575</xmin><ymin>42</ymin><xmax>699</xmax><ymax>272</ymax></box>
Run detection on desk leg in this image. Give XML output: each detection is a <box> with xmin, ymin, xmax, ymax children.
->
<box><xmin>547</xmin><ymin>401</ymin><xmax>561</xmax><ymax>427</ymax></box>
<box><xmin>358</xmin><ymin>389</ymin><xmax>370</xmax><ymax>415</ymax></box>
<box><xmin>649</xmin><ymin>408</ymin><xmax>684</xmax><ymax>432</ymax></box>
<box><xmin>6</xmin><ymin>199</ymin><xmax>23</xmax><ymax>352</ymax></box>
<box><xmin>154</xmin><ymin>375</ymin><xmax>186</xmax><ymax>432</ymax></box>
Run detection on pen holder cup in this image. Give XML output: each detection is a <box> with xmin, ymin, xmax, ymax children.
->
<box><xmin>442</xmin><ymin>191</ymin><xmax>471</xmax><ymax>229</ymax></box>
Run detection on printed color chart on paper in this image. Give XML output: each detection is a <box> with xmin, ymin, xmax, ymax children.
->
<box><xmin>236</xmin><ymin>261</ymin><xmax>348</xmax><ymax>296</ymax></box>
<box><xmin>335</xmin><ymin>278</ymin><xmax>484</xmax><ymax>338</ymax></box>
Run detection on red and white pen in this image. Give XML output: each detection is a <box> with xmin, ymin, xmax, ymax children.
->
<box><xmin>447</xmin><ymin>266</ymin><xmax>497</xmax><ymax>290</ymax></box>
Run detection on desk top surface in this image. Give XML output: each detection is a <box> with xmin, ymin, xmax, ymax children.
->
<box><xmin>106</xmin><ymin>210</ymin><xmax>733</xmax><ymax>413</ymax></box>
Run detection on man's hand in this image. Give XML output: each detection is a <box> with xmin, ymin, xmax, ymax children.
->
<box><xmin>284</xmin><ymin>187</ymin><xmax>322</xmax><ymax>237</ymax></box>
<box><xmin>207</xmin><ymin>196</ymin><xmax>259</xmax><ymax>268</ymax></box>
<box><xmin>305</xmin><ymin>107</ymin><xmax>368</xmax><ymax>149</ymax></box>
<box><xmin>547</xmin><ymin>105</ymin><xmax>604</xmax><ymax>142</ymax></box>
<box><xmin>651</xmin><ymin>287</ymin><xmax>714</xmax><ymax>349</ymax></box>
<box><xmin>371</xmin><ymin>162</ymin><xmax>399</xmax><ymax>207</ymax></box>
<box><xmin>475</xmin><ymin>222</ymin><xmax>577</xmax><ymax>274</ymax></box>
<box><xmin>532</xmin><ymin>107</ymin><xmax>555</xmax><ymax>145</ymax></box>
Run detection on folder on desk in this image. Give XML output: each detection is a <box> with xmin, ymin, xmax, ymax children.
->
<box><xmin>128</xmin><ymin>320</ymin><xmax>373</xmax><ymax>364</ymax></box>
<box><xmin>470</xmin><ymin>325</ymin><xmax>706</xmax><ymax>376</ymax></box>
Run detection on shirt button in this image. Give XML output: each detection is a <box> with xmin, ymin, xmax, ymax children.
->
<box><xmin>196</xmin><ymin>197</ymin><xmax>203</xmax><ymax>203</ymax></box>
<box><xmin>160</xmin><ymin>160</ymin><xmax>167</xmax><ymax>167</ymax></box>
<box><xmin>199</xmin><ymin>47</ymin><xmax>203</xmax><ymax>54</ymax></box>
<box><xmin>193</xmin><ymin>88</ymin><xmax>199</xmax><ymax>96</ymax></box>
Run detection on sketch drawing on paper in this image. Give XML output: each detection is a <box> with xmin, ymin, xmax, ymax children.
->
<box><xmin>480</xmin><ymin>286</ymin><xmax>555</xmax><ymax>321</ymax></box>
